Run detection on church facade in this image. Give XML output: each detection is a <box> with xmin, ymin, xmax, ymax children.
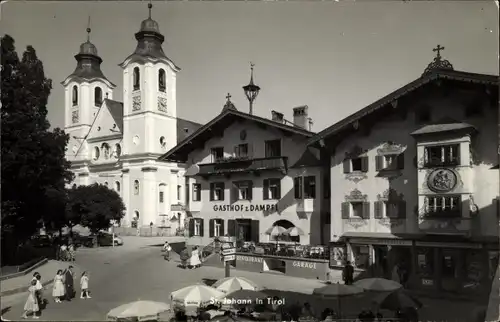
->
<box><xmin>309</xmin><ymin>48</ymin><xmax>499</xmax><ymax>295</ymax></box>
<box><xmin>63</xmin><ymin>5</ymin><xmax>201</xmax><ymax>234</ymax></box>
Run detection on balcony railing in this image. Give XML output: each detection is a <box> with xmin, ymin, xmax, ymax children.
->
<box><xmin>198</xmin><ymin>156</ymin><xmax>288</xmax><ymax>177</ymax></box>
<box><xmin>418</xmin><ymin>216</ymin><xmax>471</xmax><ymax>235</ymax></box>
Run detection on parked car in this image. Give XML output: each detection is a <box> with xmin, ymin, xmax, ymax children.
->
<box><xmin>31</xmin><ymin>235</ymin><xmax>52</xmax><ymax>248</ymax></box>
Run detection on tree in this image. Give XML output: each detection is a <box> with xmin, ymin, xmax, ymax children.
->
<box><xmin>67</xmin><ymin>184</ymin><xmax>126</xmax><ymax>234</ymax></box>
<box><xmin>1</xmin><ymin>35</ymin><xmax>74</xmax><ymax>252</ymax></box>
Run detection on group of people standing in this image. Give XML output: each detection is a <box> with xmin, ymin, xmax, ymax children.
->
<box><xmin>21</xmin><ymin>266</ymin><xmax>91</xmax><ymax>319</ymax></box>
<box><xmin>178</xmin><ymin>245</ymin><xmax>202</xmax><ymax>269</ymax></box>
<box><xmin>57</xmin><ymin>243</ymin><xmax>76</xmax><ymax>262</ymax></box>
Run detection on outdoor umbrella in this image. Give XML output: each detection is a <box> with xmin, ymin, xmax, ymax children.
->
<box><xmin>285</xmin><ymin>227</ymin><xmax>305</xmax><ymax>237</ymax></box>
<box><xmin>372</xmin><ymin>289</ymin><xmax>423</xmax><ymax>311</ymax></box>
<box><xmin>171</xmin><ymin>284</ymin><xmax>225</xmax><ymax>310</ymax></box>
<box><xmin>354</xmin><ymin>278</ymin><xmax>402</xmax><ymax>292</ymax></box>
<box><xmin>221</xmin><ymin>289</ymin><xmax>269</xmax><ymax>309</ymax></box>
<box><xmin>106</xmin><ymin>300</ymin><xmax>171</xmax><ymax>321</ymax></box>
<box><xmin>209</xmin><ymin>312</ymin><xmax>256</xmax><ymax>322</ymax></box>
<box><xmin>313</xmin><ymin>282</ymin><xmax>364</xmax><ymax>318</ymax></box>
<box><xmin>265</xmin><ymin>226</ymin><xmax>287</xmax><ymax>237</ymax></box>
<box><xmin>213</xmin><ymin>277</ymin><xmax>261</xmax><ymax>294</ymax></box>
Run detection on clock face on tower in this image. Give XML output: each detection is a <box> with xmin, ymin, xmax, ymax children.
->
<box><xmin>132</xmin><ymin>96</ymin><xmax>141</xmax><ymax>111</ymax></box>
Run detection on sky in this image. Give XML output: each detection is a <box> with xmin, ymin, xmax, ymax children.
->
<box><xmin>1</xmin><ymin>1</ymin><xmax>498</xmax><ymax>132</ymax></box>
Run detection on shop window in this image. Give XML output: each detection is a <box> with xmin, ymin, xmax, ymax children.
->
<box><xmin>192</xmin><ymin>183</ymin><xmax>201</xmax><ymax>201</ymax></box>
<box><xmin>210</xmin><ymin>182</ymin><xmax>225</xmax><ymax>201</ymax></box>
<box><xmin>424</xmin><ymin>144</ymin><xmax>460</xmax><ymax>167</ymax></box>
<box><xmin>263</xmin><ymin>178</ymin><xmax>281</xmax><ymax>200</ymax></box>
<box><xmin>352</xmin><ymin>245</ymin><xmax>370</xmax><ymax>269</ymax></box>
<box><xmin>417</xmin><ymin>247</ymin><xmax>434</xmax><ymax>279</ymax></box>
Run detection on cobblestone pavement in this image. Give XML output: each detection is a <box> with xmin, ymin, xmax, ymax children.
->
<box><xmin>1</xmin><ymin>242</ymin><xmax>482</xmax><ymax>321</ymax></box>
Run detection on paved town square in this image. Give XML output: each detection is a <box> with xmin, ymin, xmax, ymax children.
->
<box><xmin>0</xmin><ymin>238</ymin><xmax>485</xmax><ymax>321</ymax></box>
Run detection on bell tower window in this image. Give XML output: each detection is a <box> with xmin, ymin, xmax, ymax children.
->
<box><xmin>158</xmin><ymin>69</ymin><xmax>166</xmax><ymax>92</ymax></box>
<box><xmin>133</xmin><ymin>67</ymin><xmax>140</xmax><ymax>91</ymax></box>
<box><xmin>72</xmin><ymin>85</ymin><xmax>78</xmax><ymax>106</ymax></box>
<box><xmin>94</xmin><ymin>87</ymin><xmax>103</xmax><ymax>106</ymax></box>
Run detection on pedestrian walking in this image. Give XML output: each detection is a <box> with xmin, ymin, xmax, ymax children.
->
<box><xmin>52</xmin><ymin>270</ymin><xmax>65</xmax><ymax>303</ymax></box>
<box><xmin>21</xmin><ymin>280</ymin><xmax>39</xmax><ymax>319</ymax></box>
<box><xmin>180</xmin><ymin>247</ymin><xmax>189</xmax><ymax>269</ymax></box>
<box><xmin>32</xmin><ymin>273</ymin><xmax>45</xmax><ymax>311</ymax></box>
<box><xmin>80</xmin><ymin>271</ymin><xmax>91</xmax><ymax>299</ymax></box>
<box><xmin>60</xmin><ymin>244</ymin><xmax>68</xmax><ymax>261</ymax></box>
<box><xmin>162</xmin><ymin>241</ymin><xmax>172</xmax><ymax>261</ymax></box>
<box><xmin>342</xmin><ymin>261</ymin><xmax>354</xmax><ymax>285</ymax></box>
<box><xmin>68</xmin><ymin>243</ymin><xmax>76</xmax><ymax>262</ymax></box>
<box><xmin>63</xmin><ymin>265</ymin><xmax>75</xmax><ymax>301</ymax></box>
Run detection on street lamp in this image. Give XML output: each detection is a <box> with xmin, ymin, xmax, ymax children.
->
<box><xmin>242</xmin><ymin>62</ymin><xmax>260</xmax><ymax>115</ymax></box>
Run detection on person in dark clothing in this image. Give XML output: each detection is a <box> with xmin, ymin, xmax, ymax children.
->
<box><xmin>63</xmin><ymin>266</ymin><xmax>75</xmax><ymax>301</ymax></box>
<box><xmin>342</xmin><ymin>261</ymin><xmax>354</xmax><ymax>285</ymax></box>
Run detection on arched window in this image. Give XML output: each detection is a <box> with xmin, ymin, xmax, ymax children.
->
<box><xmin>133</xmin><ymin>67</ymin><xmax>140</xmax><ymax>91</ymax></box>
<box><xmin>72</xmin><ymin>85</ymin><xmax>78</xmax><ymax>106</ymax></box>
<box><xmin>94</xmin><ymin>87</ymin><xmax>103</xmax><ymax>106</ymax></box>
<box><xmin>158</xmin><ymin>69</ymin><xmax>166</xmax><ymax>92</ymax></box>
<box><xmin>114</xmin><ymin>144</ymin><xmax>122</xmax><ymax>158</ymax></box>
<box><xmin>115</xmin><ymin>181</ymin><xmax>121</xmax><ymax>192</ymax></box>
<box><xmin>101</xmin><ymin>143</ymin><xmax>110</xmax><ymax>159</ymax></box>
<box><xmin>93</xmin><ymin>146</ymin><xmax>100</xmax><ymax>161</ymax></box>
<box><xmin>134</xmin><ymin>180</ymin><xmax>140</xmax><ymax>195</ymax></box>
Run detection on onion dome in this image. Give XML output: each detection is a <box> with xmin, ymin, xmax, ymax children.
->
<box><xmin>65</xmin><ymin>25</ymin><xmax>114</xmax><ymax>86</ymax></box>
<box><xmin>132</xmin><ymin>3</ymin><xmax>168</xmax><ymax>60</ymax></box>
<box><xmin>222</xmin><ymin>93</ymin><xmax>237</xmax><ymax>112</ymax></box>
<box><xmin>422</xmin><ymin>44</ymin><xmax>454</xmax><ymax>76</ymax></box>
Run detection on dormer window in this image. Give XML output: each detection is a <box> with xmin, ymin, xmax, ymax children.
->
<box><xmin>158</xmin><ymin>69</ymin><xmax>166</xmax><ymax>92</ymax></box>
<box><xmin>72</xmin><ymin>85</ymin><xmax>78</xmax><ymax>106</ymax></box>
<box><xmin>94</xmin><ymin>87</ymin><xmax>103</xmax><ymax>106</ymax></box>
<box><xmin>133</xmin><ymin>67</ymin><xmax>140</xmax><ymax>91</ymax></box>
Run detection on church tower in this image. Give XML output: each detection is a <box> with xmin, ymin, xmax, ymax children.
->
<box><xmin>119</xmin><ymin>2</ymin><xmax>180</xmax><ymax>158</ymax></box>
<box><xmin>62</xmin><ymin>23</ymin><xmax>116</xmax><ymax>163</ymax></box>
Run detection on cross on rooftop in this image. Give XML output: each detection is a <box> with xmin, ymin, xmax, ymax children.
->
<box><xmin>226</xmin><ymin>93</ymin><xmax>232</xmax><ymax>100</ymax></box>
<box><xmin>433</xmin><ymin>45</ymin><xmax>445</xmax><ymax>58</ymax></box>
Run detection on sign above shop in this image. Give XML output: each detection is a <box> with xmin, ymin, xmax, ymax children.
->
<box><xmin>213</xmin><ymin>204</ymin><xmax>278</xmax><ymax>212</ymax></box>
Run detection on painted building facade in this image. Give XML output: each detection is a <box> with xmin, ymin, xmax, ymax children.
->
<box><xmin>159</xmin><ymin>101</ymin><xmax>330</xmax><ymax>247</ymax></box>
<box><xmin>310</xmin><ymin>52</ymin><xmax>499</xmax><ymax>295</ymax></box>
<box><xmin>63</xmin><ymin>5</ymin><xmax>201</xmax><ymax>234</ymax></box>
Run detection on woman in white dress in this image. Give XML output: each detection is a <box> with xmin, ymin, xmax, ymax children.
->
<box><xmin>189</xmin><ymin>246</ymin><xmax>201</xmax><ymax>269</ymax></box>
<box><xmin>52</xmin><ymin>270</ymin><xmax>65</xmax><ymax>303</ymax></box>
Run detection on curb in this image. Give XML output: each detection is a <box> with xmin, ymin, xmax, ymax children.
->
<box><xmin>0</xmin><ymin>258</ymin><xmax>48</xmax><ymax>282</ymax></box>
<box><xmin>1</xmin><ymin>279</ymin><xmax>53</xmax><ymax>297</ymax></box>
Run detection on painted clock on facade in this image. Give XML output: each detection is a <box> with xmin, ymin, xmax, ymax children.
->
<box><xmin>427</xmin><ymin>168</ymin><xmax>458</xmax><ymax>193</ymax></box>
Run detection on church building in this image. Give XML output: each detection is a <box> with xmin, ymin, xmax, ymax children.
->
<box><xmin>63</xmin><ymin>4</ymin><xmax>202</xmax><ymax>234</ymax></box>
<box><xmin>309</xmin><ymin>46</ymin><xmax>499</xmax><ymax>295</ymax></box>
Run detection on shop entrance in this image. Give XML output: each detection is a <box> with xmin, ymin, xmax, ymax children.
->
<box><xmin>236</xmin><ymin>219</ymin><xmax>252</xmax><ymax>242</ymax></box>
<box><xmin>373</xmin><ymin>246</ymin><xmax>389</xmax><ymax>278</ymax></box>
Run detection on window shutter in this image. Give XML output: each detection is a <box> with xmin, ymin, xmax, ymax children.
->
<box><xmin>263</xmin><ymin>180</ymin><xmax>269</xmax><ymax>200</ymax></box>
<box><xmin>188</xmin><ymin>219</ymin><xmax>195</xmax><ymax>237</ymax></box>
<box><xmin>341</xmin><ymin>202</ymin><xmax>350</xmax><ymax>219</ymax></box>
<box><xmin>361</xmin><ymin>156</ymin><xmax>369</xmax><ymax>173</ymax></box>
<box><xmin>294</xmin><ymin>177</ymin><xmax>302</xmax><ymax>199</ymax></box>
<box><xmin>277</xmin><ymin>180</ymin><xmax>282</xmax><ymax>199</ymax></box>
<box><xmin>209</xmin><ymin>219</ymin><xmax>214</xmax><ymax>237</ymax></box>
<box><xmin>228</xmin><ymin>219</ymin><xmax>236</xmax><ymax>237</ymax></box>
<box><xmin>199</xmin><ymin>219</ymin><xmax>205</xmax><ymax>237</ymax></box>
<box><xmin>342</xmin><ymin>160</ymin><xmax>351</xmax><ymax>174</ymax></box>
<box><xmin>251</xmin><ymin>220</ymin><xmax>260</xmax><ymax>243</ymax></box>
<box><xmin>231</xmin><ymin>182</ymin><xmax>238</xmax><ymax>202</ymax></box>
<box><xmin>375</xmin><ymin>156</ymin><xmax>384</xmax><ymax>171</ymax></box>
<box><xmin>397</xmin><ymin>153</ymin><xmax>405</xmax><ymax>170</ymax></box>
<box><xmin>374</xmin><ymin>201</ymin><xmax>383</xmax><ymax>219</ymax></box>
<box><xmin>362</xmin><ymin>202</ymin><xmax>371</xmax><ymax>219</ymax></box>
<box><xmin>247</xmin><ymin>181</ymin><xmax>253</xmax><ymax>200</ymax></box>
<box><xmin>220</xmin><ymin>220</ymin><xmax>225</xmax><ymax>236</ymax></box>
<box><xmin>209</xmin><ymin>183</ymin><xmax>215</xmax><ymax>201</ymax></box>
<box><xmin>398</xmin><ymin>200</ymin><xmax>407</xmax><ymax>218</ymax></box>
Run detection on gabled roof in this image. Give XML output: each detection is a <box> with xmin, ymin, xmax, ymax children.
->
<box><xmin>309</xmin><ymin>69</ymin><xmax>498</xmax><ymax>147</ymax></box>
<box><xmin>159</xmin><ymin>108</ymin><xmax>315</xmax><ymax>163</ymax></box>
<box><xmin>105</xmin><ymin>99</ymin><xmax>124</xmax><ymax>132</ymax></box>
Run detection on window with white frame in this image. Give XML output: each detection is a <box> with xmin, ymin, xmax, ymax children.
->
<box><xmin>426</xmin><ymin>195</ymin><xmax>461</xmax><ymax>216</ymax></box>
<box><xmin>234</xmin><ymin>181</ymin><xmax>252</xmax><ymax>200</ymax></box>
<box><xmin>194</xmin><ymin>219</ymin><xmax>202</xmax><ymax>236</ymax></box>
<box><xmin>263</xmin><ymin>178</ymin><xmax>281</xmax><ymax>200</ymax></box>
<box><xmin>192</xmin><ymin>183</ymin><xmax>201</xmax><ymax>201</ymax></box>
<box><xmin>425</xmin><ymin>144</ymin><xmax>460</xmax><ymax>167</ymax></box>
<box><xmin>214</xmin><ymin>220</ymin><xmax>222</xmax><ymax>237</ymax></box>
<box><xmin>210</xmin><ymin>182</ymin><xmax>225</xmax><ymax>201</ymax></box>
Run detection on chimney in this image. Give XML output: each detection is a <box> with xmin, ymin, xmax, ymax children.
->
<box><xmin>271</xmin><ymin>110</ymin><xmax>284</xmax><ymax>123</ymax></box>
<box><xmin>293</xmin><ymin>105</ymin><xmax>309</xmax><ymax>129</ymax></box>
